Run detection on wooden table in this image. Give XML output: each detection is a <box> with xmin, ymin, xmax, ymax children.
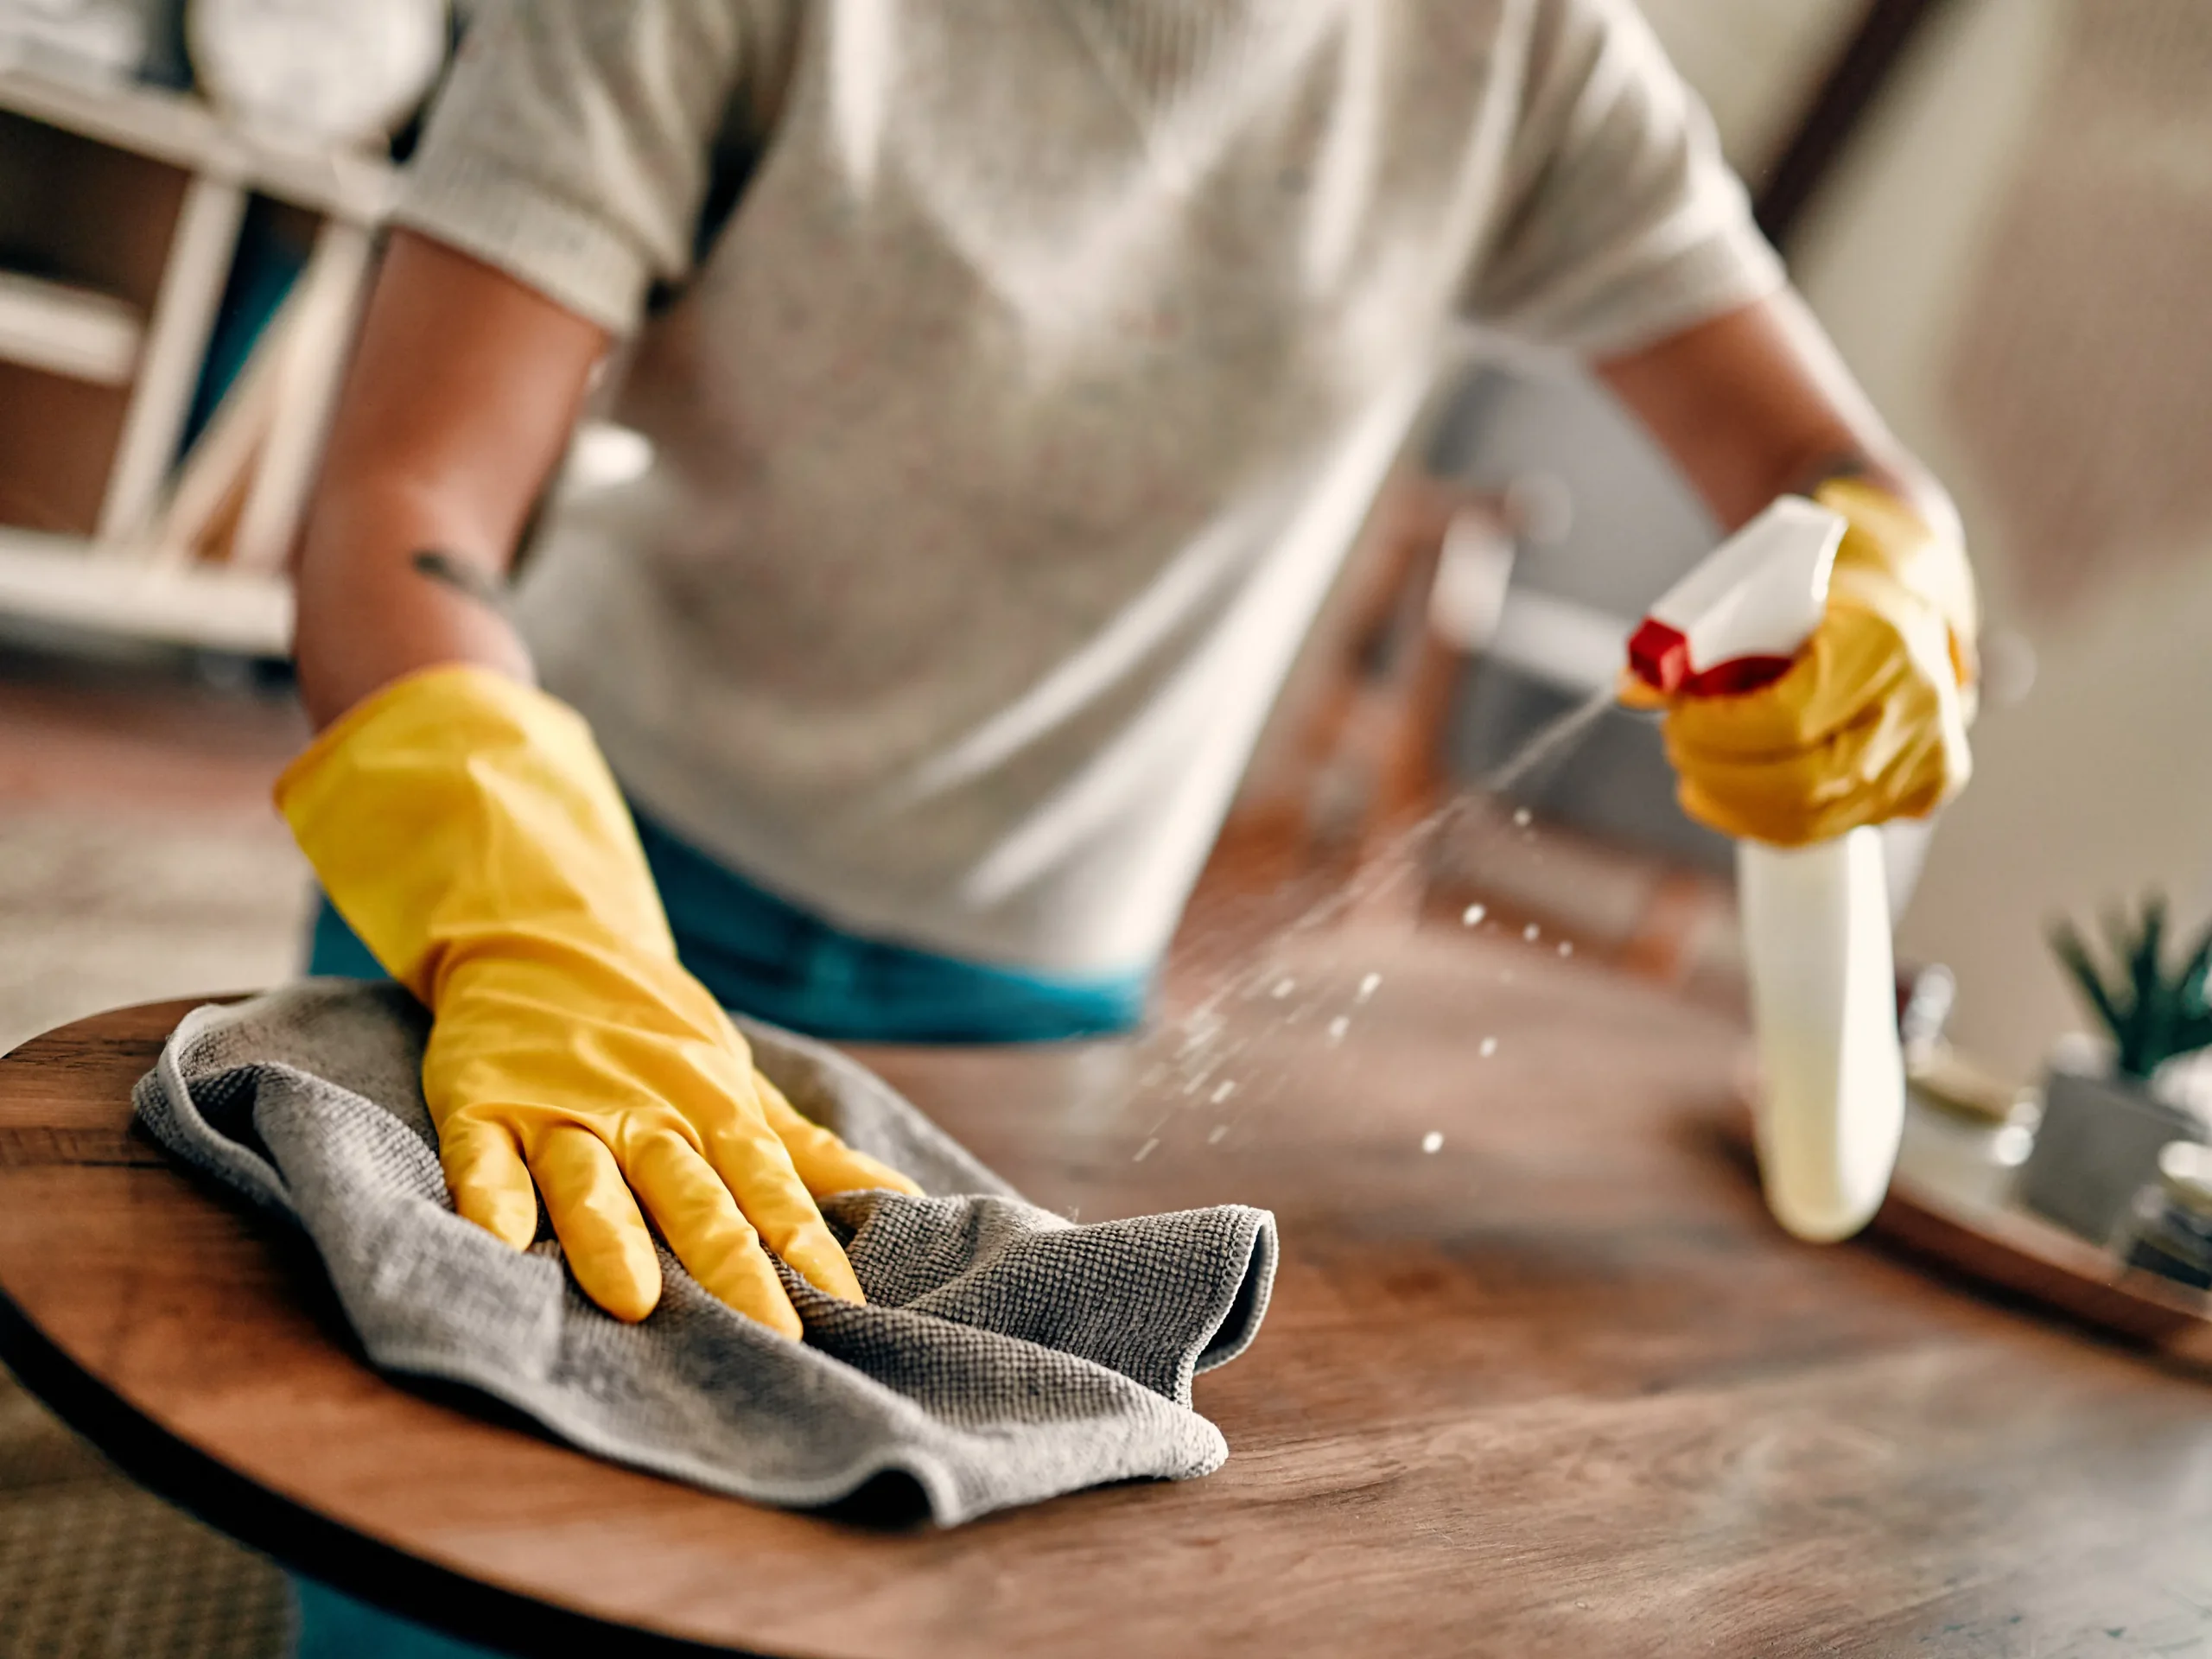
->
<box><xmin>3</xmin><ymin>929</ymin><xmax>2212</xmax><ymax>1657</ymax></box>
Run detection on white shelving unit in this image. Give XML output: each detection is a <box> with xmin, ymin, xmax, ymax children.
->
<box><xmin>0</xmin><ymin>63</ymin><xmax>397</xmax><ymax>656</ymax></box>
<box><xmin>0</xmin><ymin>269</ymin><xmax>143</xmax><ymax>384</ymax></box>
<box><xmin>0</xmin><ymin>524</ymin><xmax>290</xmax><ymax>655</ymax></box>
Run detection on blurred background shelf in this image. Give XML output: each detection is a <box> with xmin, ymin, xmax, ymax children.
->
<box><xmin>0</xmin><ymin>60</ymin><xmax>396</xmax><ymax>657</ymax></box>
<box><xmin>0</xmin><ymin>60</ymin><xmax>395</xmax><ymax>221</ymax></box>
<box><xmin>0</xmin><ymin>526</ymin><xmax>289</xmax><ymax>656</ymax></box>
<box><xmin>0</xmin><ymin>268</ymin><xmax>142</xmax><ymax>384</ymax></box>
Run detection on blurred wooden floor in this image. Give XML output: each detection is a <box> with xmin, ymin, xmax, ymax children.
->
<box><xmin>0</xmin><ymin>639</ymin><xmax>306</xmax><ymax>1659</ymax></box>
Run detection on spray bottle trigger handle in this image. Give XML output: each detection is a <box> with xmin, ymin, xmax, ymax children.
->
<box><xmin>1629</xmin><ymin>618</ymin><xmax>1800</xmax><ymax>700</ymax></box>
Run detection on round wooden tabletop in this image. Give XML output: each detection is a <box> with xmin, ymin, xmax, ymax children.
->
<box><xmin>5</xmin><ymin>931</ymin><xmax>2212</xmax><ymax>1656</ymax></box>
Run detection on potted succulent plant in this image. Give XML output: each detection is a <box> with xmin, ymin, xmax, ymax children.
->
<box><xmin>2018</xmin><ymin>896</ymin><xmax>2212</xmax><ymax>1242</ymax></box>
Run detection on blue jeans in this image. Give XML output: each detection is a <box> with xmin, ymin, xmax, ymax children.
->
<box><xmin>294</xmin><ymin>805</ymin><xmax>1149</xmax><ymax>1656</ymax></box>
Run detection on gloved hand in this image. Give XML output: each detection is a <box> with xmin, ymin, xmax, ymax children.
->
<box><xmin>1631</xmin><ymin>477</ymin><xmax>1979</xmax><ymax>847</ymax></box>
<box><xmin>276</xmin><ymin>665</ymin><xmax>920</xmax><ymax>1333</ymax></box>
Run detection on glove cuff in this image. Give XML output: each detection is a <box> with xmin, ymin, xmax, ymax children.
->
<box><xmin>276</xmin><ymin>664</ymin><xmax>673</xmax><ymax>1001</ymax></box>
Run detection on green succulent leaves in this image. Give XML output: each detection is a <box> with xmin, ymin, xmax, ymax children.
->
<box><xmin>2050</xmin><ymin>895</ymin><xmax>2212</xmax><ymax>1081</ymax></box>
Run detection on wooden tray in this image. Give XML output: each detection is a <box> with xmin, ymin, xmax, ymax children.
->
<box><xmin>1742</xmin><ymin>1090</ymin><xmax>2212</xmax><ymax>1363</ymax></box>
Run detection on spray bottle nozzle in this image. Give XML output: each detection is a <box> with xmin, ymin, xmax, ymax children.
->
<box><xmin>1626</xmin><ymin>619</ymin><xmax>1692</xmax><ymax>693</ymax></box>
<box><xmin>1632</xmin><ymin>495</ymin><xmax>1845</xmax><ymax>696</ymax></box>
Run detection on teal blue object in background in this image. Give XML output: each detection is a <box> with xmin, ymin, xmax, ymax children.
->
<box><xmin>626</xmin><ymin>810</ymin><xmax>1150</xmax><ymax>1041</ymax></box>
<box><xmin>296</xmin><ymin>802</ymin><xmax>1148</xmax><ymax>1657</ymax></box>
<box><xmin>309</xmin><ymin>804</ymin><xmax>1150</xmax><ymax>1043</ymax></box>
<box><xmin>178</xmin><ymin>201</ymin><xmax>310</xmax><ymax>461</ymax></box>
<box><xmin>293</xmin><ymin>1580</ymin><xmax>500</xmax><ymax>1659</ymax></box>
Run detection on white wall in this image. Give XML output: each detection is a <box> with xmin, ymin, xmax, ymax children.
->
<box><xmin>1635</xmin><ymin>0</ymin><xmax>1860</xmax><ymax>181</ymax></box>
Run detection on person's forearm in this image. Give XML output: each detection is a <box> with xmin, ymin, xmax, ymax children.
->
<box><xmin>293</xmin><ymin>475</ymin><xmax>537</xmax><ymax>730</ymax></box>
<box><xmin>288</xmin><ymin>230</ymin><xmax>609</xmax><ymax>731</ymax></box>
<box><xmin>1597</xmin><ymin>289</ymin><xmax>1961</xmax><ymax>547</ymax></box>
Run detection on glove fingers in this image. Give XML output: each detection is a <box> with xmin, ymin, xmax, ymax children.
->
<box><xmin>438</xmin><ymin>1113</ymin><xmax>538</xmax><ymax>1249</ymax></box>
<box><xmin>753</xmin><ymin>1071</ymin><xmax>924</xmax><ymax>1200</ymax></box>
<box><xmin>1662</xmin><ymin>624</ymin><xmax>1910</xmax><ymax>760</ymax></box>
<box><xmin>701</xmin><ymin>1116</ymin><xmax>867</xmax><ymax>1306</ymax></box>
<box><xmin>1675</xmin><ymin>695</ymin><xmax>1894</xmax><ymax>844</ymax></box>
<box><xmin>1676</xmin><ymin>678</ymin><xmax>1959</xmax><ymax>845</ymax></box>
<box><xmin>623</xmin><ymin>1133</ymin><xmax>802</xmax><ymax>1340</ymax></box>
<box><xmin>1681</xmin><ymin>753</ymin><xmax>1883</xmax><ymax>844</ymax></box>
<box><xmin>528</xmin><ymin>1123</ymin><xmax>664</xmax><ymax>1323</ymax></box>
<box><xmin>1805</xmin><ymin>712</ymin><xmax>1964</xmax><ymax>841</ymax></box>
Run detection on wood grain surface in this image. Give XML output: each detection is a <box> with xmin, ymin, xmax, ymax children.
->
<box><xmin>3</xmin><ymin>931</ymin><xmax>2212</xmax><ymax>1658</ymax></box>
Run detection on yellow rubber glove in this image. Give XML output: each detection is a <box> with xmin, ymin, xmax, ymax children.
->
<box><xmin>1634</xmin><ymin>478</ymin><xmax>1979</xmax><ymax>847</ymax></box>
<box><xmin>276</xmin><ymin>666</ymin><xmax>920</xmax><ymax>1334</ymax></box>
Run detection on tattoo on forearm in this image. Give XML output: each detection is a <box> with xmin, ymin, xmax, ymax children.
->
<box><xmin>411</xmin><ymin>550</ymin><xmax>510</xmax><ymax>613</ymax></box>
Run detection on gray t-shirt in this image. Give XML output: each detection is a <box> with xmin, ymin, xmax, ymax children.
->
<box><xmin>396</xmin><ymin>0</ymin><xmax>1783</xmax><ymax>976</ymax></box>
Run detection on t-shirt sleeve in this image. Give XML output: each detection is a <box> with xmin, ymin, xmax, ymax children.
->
<box><xmin>391</xmin><ymin>0</ymin><xmax>772</xmax><ymax>334</ymax></box>
<box><xmin>1463</xmin><ymin>0</ymin><xmax>1787</xmax><ymax>358</ymax></box>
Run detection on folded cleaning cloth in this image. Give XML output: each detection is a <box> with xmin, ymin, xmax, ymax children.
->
<box><xmin>133</xmin><ymin>982</ymin><xmax>1276</xmax><ymax>1526</ymax></box>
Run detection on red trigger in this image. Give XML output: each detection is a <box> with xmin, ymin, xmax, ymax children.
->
<box><xmin>1627</xmin><ymin>619</ymin><xmax>1796</xmax><ymax>699</ymax></box>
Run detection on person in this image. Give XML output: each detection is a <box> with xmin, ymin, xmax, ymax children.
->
<box><xmin>278</xmin><ymin>2</ymin><xmax>1974</xmax><ymax>1650</ymax></box>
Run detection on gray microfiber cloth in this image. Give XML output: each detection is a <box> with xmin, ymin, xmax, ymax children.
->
<box><xmin>131</xmin><ymin>982</ymin><xmax>1275</xmax><ymax>1527</ymax></box>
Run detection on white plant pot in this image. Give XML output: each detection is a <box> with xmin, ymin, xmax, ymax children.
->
<box><xmin>2018</xmin><ymin>1066</ymin><xmax>2205</xmax><ymax>1243</ymax></box>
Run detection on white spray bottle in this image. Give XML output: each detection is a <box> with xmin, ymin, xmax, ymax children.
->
<box><xmin>1627</xmin><ymin>496</ymin><xmax>1904</xmax><ymax>1243</ymax></box>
